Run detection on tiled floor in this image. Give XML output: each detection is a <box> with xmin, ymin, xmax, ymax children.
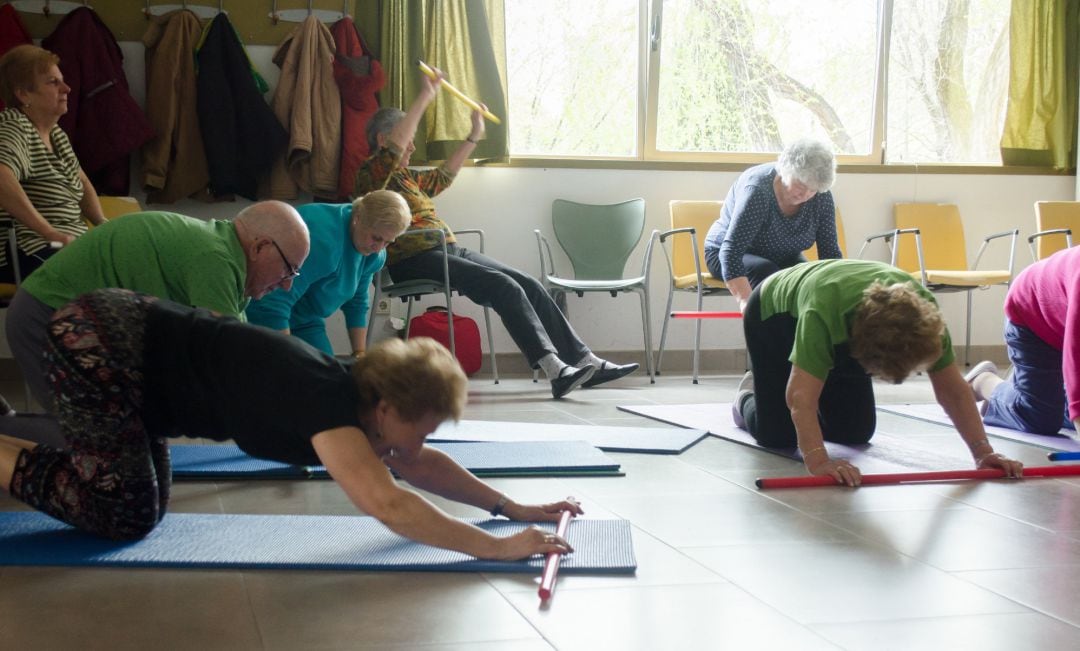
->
<box><xmin>3</xmin><ymin>372</ymin><xmax>1080</xmax><ymax>650</ymax></box>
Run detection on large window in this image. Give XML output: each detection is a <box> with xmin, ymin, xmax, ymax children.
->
<box><xmin>504</xmin><ymin>0</ymin><xmax>1011</xmax><ymax>164</ymax></box>
<box><xmin>505</xmin><ymin>0</ymin><xmax>640</xmax><ymax>157</ymax></box>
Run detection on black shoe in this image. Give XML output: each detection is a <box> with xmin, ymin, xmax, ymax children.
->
<box><xmin>582</xmin><ymin>361</ymin><xmax>639</xmax><ymax>388</ymax></box>
<box><xmin>551</xmin><ymin>365</ymin><xmax>596</xmax><ymax>399</ymax></box>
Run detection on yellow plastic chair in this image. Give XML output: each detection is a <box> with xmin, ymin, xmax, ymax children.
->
<box><xmin>535</xmin><ymin>198</ymin><xmax>657</xmax><ymax>381</ymax></box>
<box><xmin>803</xmin><ymin>206</ymin><xmax>848</xmax><ymax>260</ymax></box>
<box><xmin>887</xmin><ymin>203</ymin><xmax>1018</xmax><ymax>366</ymax></box>
<box><xmin>1030</xmin><ymin>201</ymin><xmax>1077</xmax><ymax>261</ymax></box>
<box><xmin>655</xmin><ymin>200</ymin><xmax>731</xmax><ymax>383</ymax></box>
<box><xmin>95</xmin><ymin>196</ymin><xmax>143</xmax><ymax>223</ymax></box>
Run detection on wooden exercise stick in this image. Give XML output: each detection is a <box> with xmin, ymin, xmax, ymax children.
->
<box><xmin>417</xmin><ymin>60</ymin><xmax>502</xmax><ymax>125</ymax></box>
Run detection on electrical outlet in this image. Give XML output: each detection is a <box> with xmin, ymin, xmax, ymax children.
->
<box><xmin>375</xmin><ymin>298</ymin><xmax>392</xmax><ymax>315</ymax></box>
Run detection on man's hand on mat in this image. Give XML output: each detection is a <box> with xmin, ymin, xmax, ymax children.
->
<box><xmin>494</xmin><ymin>526</ymin><xmax>574</xmax><ymax>560</ymax></box>
<box><xmin>809</xmin><ymin>458</ymin><xmax>862</xmax><ymax>487</ymax></box>
<box><xmin>976</xmin><ymin>452</ymin><xmax>1024</xmax><ymax>478</ymax></box>
<box><xmin>504</xmin><ymin>498</ymin><xmax>584</xmax><ymax>523</ymax></box>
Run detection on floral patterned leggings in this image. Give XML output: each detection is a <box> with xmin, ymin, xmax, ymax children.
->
<box><xmin>8</xmin><ymin>289</ymin><xmax>170</xmax><ymax>540</ymax></box>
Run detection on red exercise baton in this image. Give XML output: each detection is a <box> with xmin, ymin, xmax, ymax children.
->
<box><xmin>538</xmin><ymin>510</ymin><xmax>574</xmax><ymax>601</ymax></box>
<box><xmin>670</xmin><ymin>311</ymin><xmax>742</xmax><ymax>319</ymax></box>
<box><xmin>756</xmin><ymin>464</ymin><xmax>1080</xmax><ymax>489</ymax></box>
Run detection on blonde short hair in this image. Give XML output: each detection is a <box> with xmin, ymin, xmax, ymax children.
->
<box><xmin>351</xmin><ymin>189</ymin><xmax>410</xmax><ymax>235</ymax></box>
<box><xmin>850</xmin><ymin>281</ymin><xmax>944</xmax><ymax>384</ymax></box>
<box><xmin>351</xmin><ymin>337</ymin><xmax>467</xmax><ymax>422</ymax></box>
<box><xmin>0</xmin><ymin>45</ymin><xmax>59</xmax><ymax>108</ymax></box>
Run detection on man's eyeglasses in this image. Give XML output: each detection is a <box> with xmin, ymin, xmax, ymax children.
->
<box><xmin>271</xmin><ymin>240</ymin><xmax>300</xmax><ymax>279</ymax></box>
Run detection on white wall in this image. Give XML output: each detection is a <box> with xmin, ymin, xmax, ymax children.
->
<box><xmin>9</xmin><ymin>42</ymin><xmax>1067</xmax><ymax>360</ymax></box>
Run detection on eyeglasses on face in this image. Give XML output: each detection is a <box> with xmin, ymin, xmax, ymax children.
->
<box><xmin>271</xmin><ymin>240</ymin><xmax>300</xmax><ymax>279</ymax></box>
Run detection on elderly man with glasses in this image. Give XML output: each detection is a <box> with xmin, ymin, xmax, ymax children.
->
<box><xmin>4</xmin><ymin>200</ymin><xmax>310</xmax><ymax>425</ymax></box>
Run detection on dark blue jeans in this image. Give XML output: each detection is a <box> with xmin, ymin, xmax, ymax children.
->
<box><xmin>704</xmin><ymin>248</ymin><xmax>807</xmax><ymax>289</ymax></box>
<box><xmin>984</xmin><ymin>320</ymin><xmax>1074</xmax><ymax>434</ymax></box>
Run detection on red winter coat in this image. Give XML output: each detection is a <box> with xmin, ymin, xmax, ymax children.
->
<box><xmin>331</xmin><ymin>17</ymin><xmax>385</xmax><ymax>201</ymax></box>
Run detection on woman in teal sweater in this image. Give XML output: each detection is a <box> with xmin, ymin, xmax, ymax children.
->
<box><xmin>247</xmin><ymin>191</ymin><xmax>409</xmax><ymax>355</ymax></box>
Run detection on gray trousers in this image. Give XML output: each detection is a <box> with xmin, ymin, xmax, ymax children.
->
<box><xmin>387</xmin><ymin>244</ymin><xmax>591</xmax><ymax>367</ymax></box>
<box><xmin>7</xmin><ymin>288</ymin><xmax>58</xmax><ymax>413</ymax></box>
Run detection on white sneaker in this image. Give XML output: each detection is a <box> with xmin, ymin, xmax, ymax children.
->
<box><xmin>731</xmin><ymin>371</ymin><xmax>754</xmax><ymax>431</ymax></box>
<box><xmin>964</xmin><ymin>360</ymin><xmax>999</xmax><ymax>385</ymax></box>
<box><xmin>736</xmin><ymin>370</ymin><xmax>754</xmax><ymax>394</ymax></box>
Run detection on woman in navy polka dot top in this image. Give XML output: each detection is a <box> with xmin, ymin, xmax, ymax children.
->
<box><xmin>704</xmin><ymin>138</ymin><xmax>842</xmax><ymax>312</ymax></box>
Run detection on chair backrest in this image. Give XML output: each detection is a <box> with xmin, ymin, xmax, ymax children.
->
<box><xmin>551</xmin><ymin>198</ymin><xmax>645</xmax><ymax>280</ymax></box>
<box><xmin>668</xmin><ymin>200</ymin><xmax>723</xmax><ymax>279</ymax></box>
<box><xmin>803</xmin><ymin>206</ymin><xmax>848</xmax><ymax>260</ymax></box>
<box><xmin>1033</xmin><ymin>200</ymin><xmax>1080</xmax><ymax>260</ymax></box>
<box><xmin>893</xmin><ymin>202</ymin><xmax>968</xmax><ymax>272</ymax></box>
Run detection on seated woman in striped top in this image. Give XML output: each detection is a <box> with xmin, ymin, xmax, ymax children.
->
<box><xmin>0</xmin><ymin>45</ymin><xmax>106</xmax><ymax>282</ymax></box>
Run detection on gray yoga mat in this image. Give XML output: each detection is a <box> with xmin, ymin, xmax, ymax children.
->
<box><xmin>618</xmin><ymin>402</ymin><xmax>972</xmax><ymax>472</ymax></box>
<box><xmin>430</xmin><ymin>419</ymin><xmax>707</xmax><ymax>454</ymax></box>
<box><xmin>170</xmin><ymin>440</ymin><xmax>623</xmax><ymax>479</ymax></box>
<box><xmin>878</xmin><ymin>403</ymin><xmax>1080</xmax><ymax>453</ymax></box>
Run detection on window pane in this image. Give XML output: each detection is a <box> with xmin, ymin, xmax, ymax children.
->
<box><xmin>655</xmin><ymin>0</ymin><xmax>878</xmax><ymax>155</ymax></box>
<box><xmin>505</xmin><ymin>0</ymin><xmax>639</xmax><ymax>157</ymax></box>
<box><xmin>886</xmin><ymin>0</ymin><xmax>1010</xmax><ymax>163</ymax></box>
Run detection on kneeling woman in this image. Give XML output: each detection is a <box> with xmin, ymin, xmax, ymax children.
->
<box><xmin>732</xmin><ymin>259</ymin><xmax>1023</xmax><ymax>486</ymax></box>
<box><xmin>0</xmin><ymin>289</ymin><xmax>579</xmax><ymax>559</ymax></box>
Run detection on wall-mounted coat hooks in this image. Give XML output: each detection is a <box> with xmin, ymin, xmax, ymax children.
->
<box><xmin>269</xmin><ymin>0</ymin><xmax>347</xmax><ymax>25</ymax></box>
<box><xmin>9</xmin><ymin>1</ymin><xmax>90</xmax><ymax>18</ymax></box>
<box><xmin>144</xmin><ymin>1</ymin><xmax>224</xmax><ymax>20</ymax></box>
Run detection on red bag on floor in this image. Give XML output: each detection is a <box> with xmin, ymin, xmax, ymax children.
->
<box><xmin>408</xmin><ymin>306</ymin><xmax>482</xmax><ymax>376</ymax></box>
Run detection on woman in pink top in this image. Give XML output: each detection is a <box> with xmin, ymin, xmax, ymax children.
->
<box><xmin>967</xmin><ymin>245</ymin><xmax>1080</xmax><ymax>434</ymax></box>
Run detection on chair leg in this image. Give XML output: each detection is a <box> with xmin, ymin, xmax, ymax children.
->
<box><xmin>481</xmin><ymin>306</ymin><xmax>499</xmax><ymax>384</ymax></box>
<box><xmin>964</xmin><ymin>290</ymin><xmax>974</xmax><ymax>367</ymax></box>
<box><xmin>640</xmin><ymin>289</ymin><xmax>654</xmax><ymax>383</ymax></box>
<box><xmin>9</xmin><ymin>228</ymin><xmax>31</xmax><ymax>410</ymax></box>
<box><xmin>444</xmin><ymin>293</ymin><xmax>456</xmax><ymax>358</ymax></box>
<box><xmin>655</xmin><ymin>287</ymin><xmax>675</xmax><ymax>376</ymax></box>
<box><xmin>366</xmin><ymin>282</ymin><xmax>382</xmax><ymax>351</ymax></box>
<box><xmin>692</xmin><ymin>286</ymin><xmax>704</xmax><ymax>385</ymax></box>
<box><xmin>692</xmin><ymin>317</ymin><xmax>701</xmax><ymax>385</ymax></box>
<box><xmin>403</xmin><ymin>298</ymin><xmax>416</xmax><ymax>337</ymax></box>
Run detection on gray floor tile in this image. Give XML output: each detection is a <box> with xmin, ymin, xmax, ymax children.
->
<box><xmin>684</xmin><ymin>541</ymin><xmax>1027</xmax><ymax>624</ymax></box>
<box><xmin>812</xmin><ymin>612</ymin><xmax>1080</xmax><ymax>651</ymax></box>
<box><xmin>503</xmin><ymin>583</ymin><xmax>840</xmax><ymax>651</ymax></box>
<box><xmin>819</xmin><ymin>505</ymin><xmax>1080</xmax><ymax>571</ymax></box>
<box><xmin>0</xmin><ymin>568</ymin><xmax>262</xmax><ymax>651</ymax></box>
<box><xmin>244</xmin><ymin>571</ymin><xmax>541</xmax><ymax>650</ymax></box>
<box><xmin>957</xmin><ymin>565</ymin><xmax>1080</xmax><ymax>627</ymax></box>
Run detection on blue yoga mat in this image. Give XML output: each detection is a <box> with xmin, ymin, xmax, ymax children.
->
<box><xmin>0</xmin><ymin>512</ymin><xmax>636</xmax><ymax>574</ymax></box>
<box><xmin>430</xmin><ymin>419</ymin><xmax>707</xmax><ymax>454</ymax></box>
<box><xmin>878</xmin><ymin>403</ymin><xmax>1080</xmax><ymax>453</ymax></box>
<box><xmin>619</xmin><ymin>402</ymin><xmax>972</xmax><ymax>473</ymax></box>
<box><xmin>170</xmin><ymin>440</ymin><xmax>622</xmax><ymax>480</ymax></box>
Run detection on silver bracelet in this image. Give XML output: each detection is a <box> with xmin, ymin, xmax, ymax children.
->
<box><xmin>489</xmin><ymin>493</ymin><xmax>509</xmax><ymax>517</ymax></box>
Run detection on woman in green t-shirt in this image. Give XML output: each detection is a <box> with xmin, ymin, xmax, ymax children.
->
<box><xmin>732</xmin><ymin>259</ymin><xmax>1023</xmax><ymax>486</ymax></box>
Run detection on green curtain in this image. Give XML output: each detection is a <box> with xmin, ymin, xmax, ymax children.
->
<box><xmin>380</xmin><ymin>0</ymin><xmax>508</xmax><ymax>163</ymax></box>
<box><xmin>1000</xmin><ymin>0</ymin><xmax>1078</xmax><ymax>169</ymax></box>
